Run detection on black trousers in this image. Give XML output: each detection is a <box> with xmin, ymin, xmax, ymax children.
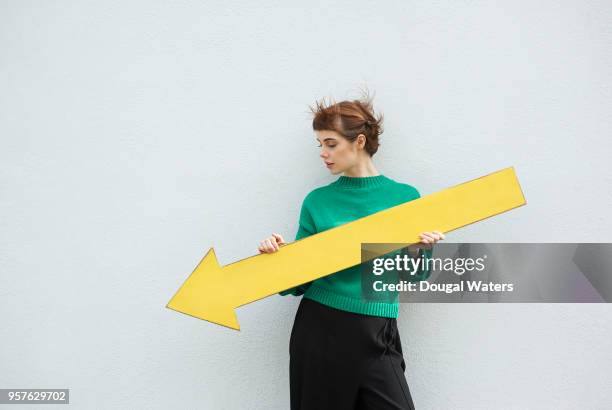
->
<box><xmin>289</xmin><ymin>297</ymin><xmax>416</xmax><ymax>410</ymax></box>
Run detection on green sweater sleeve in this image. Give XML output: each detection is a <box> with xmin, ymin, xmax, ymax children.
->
<box><xmin>278</xmin><ymin>198</ymin><xmax>316</xmax><ymax>296</ymax></box>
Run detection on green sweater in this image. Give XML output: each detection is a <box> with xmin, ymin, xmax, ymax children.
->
<box><xmin>278</xmin><ymin>174</ymin><xmax>433</xmax><ymax>318</ymax></box>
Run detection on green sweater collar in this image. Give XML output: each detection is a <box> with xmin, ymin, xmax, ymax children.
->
<box><xmin>332</xmin><ymin>174</ymin><xmax>392</xmax><ymax>189</ymax></box>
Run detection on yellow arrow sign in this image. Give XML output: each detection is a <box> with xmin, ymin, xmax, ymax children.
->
<box><xmin>167</xmin><ymin>166</ymin><xmax>526</xmax><ymax>330</ymax></box>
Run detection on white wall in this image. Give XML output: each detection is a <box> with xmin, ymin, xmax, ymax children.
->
<box><xmin>1</xmin><ymin>1</ymin><xmax>611</xmax><ymax>408</ymax></box>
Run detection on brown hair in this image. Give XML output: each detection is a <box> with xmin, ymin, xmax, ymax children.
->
<box><xmin>309</xmin><ymin>90</ymin><xmax>384</xmax><ymax>156</ymax></box>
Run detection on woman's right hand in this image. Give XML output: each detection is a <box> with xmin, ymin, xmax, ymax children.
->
<box><xmin>258</xmin><ymin>232</ymin><xmax>286</xmax><ymax>253</ymax></box>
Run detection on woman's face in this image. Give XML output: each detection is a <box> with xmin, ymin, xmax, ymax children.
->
<box><xmin>315</xmin><ymin>130</ymin><xmax>365</xmax><ymax>175</ymax></box>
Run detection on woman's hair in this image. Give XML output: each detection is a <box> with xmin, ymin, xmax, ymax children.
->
<box><xmin>309</xmin><ymin>89</ymin><xmax>384</xmax><ymax>156</ymax></box>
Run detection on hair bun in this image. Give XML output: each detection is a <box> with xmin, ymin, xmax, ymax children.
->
<box><xmin>309</xmin><ymin>91</ymin><xmax>384</xmax><ymax>157</ymax></box>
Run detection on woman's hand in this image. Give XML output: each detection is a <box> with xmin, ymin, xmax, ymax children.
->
<box><xmin>408</xmin><ymin>231</ymin><xmax>445</xmax><ymax>257</ymax></box>
<box><xmin>419</xmin><ymin>231</ymin><xmax>445</xmax><ymax>245</ymax></box>
<box><xmin>258</xmin><ymin>232</ymin><xmax>286</xmax><ymax>253</ymax></box>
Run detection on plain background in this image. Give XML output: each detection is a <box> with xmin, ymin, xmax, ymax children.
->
<box><xmin>1</xmin><ymin>1</ymin><xmax>611</xmax><ymax>409</ymax></box>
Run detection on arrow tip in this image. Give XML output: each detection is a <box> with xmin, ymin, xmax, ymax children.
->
<box><xmin>167</xmin><ymin>247</ymin><xmax>242</xmax><ymax>331</ymax></box>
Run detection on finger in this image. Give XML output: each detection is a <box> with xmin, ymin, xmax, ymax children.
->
<box><xmin>433</xmin><ymin>231</ymin><xmax>446</xmax><ymax>240</ymax></box>
<box><xmin>272</xmin><ymin>233</ymin><xmax>286</xmax><ymax>245</ymax></box>
<box><xmin>421</xmin><ymin>232</ymin><xmax>435</xmax><ymax>242</ymax></box>
<box><xmin>424</xmin><ymin>233</ymin><xmax>437</xmax><ymax>243</ymax></box>
<box><xmin>263</xmin><ymin>239</ymin><xmax>273</xmax><ymax>252</ymax></box>
<box><xmin>270</xmin><ymin>237</ymin><xmax>280</xmax><ymax>251</ymax></box>
<box><xmin>430</xmin><ymin>232</ymin><xmax>441</xmax><ymax>241</ymax></box>
<box><xmin>419</xmin><ymin>235</ymin><xmax>432</xmax><ymax>244</ymax></box>
<box><xmin>267</xmin><ymin>238</ymin><xmax>279</xmax><ymax>251</ymax></box>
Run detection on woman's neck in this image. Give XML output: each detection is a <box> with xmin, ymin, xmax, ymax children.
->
<box><xmin>342</xmin><ymin>157</ymin><xmax>380</xmax><ymax>177</ymax></box>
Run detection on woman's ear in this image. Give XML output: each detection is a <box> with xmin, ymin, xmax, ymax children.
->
<box><xmin>356</xmin><ymin>133</ymin><xmax>366</xmax><ymax>150</ymax></box>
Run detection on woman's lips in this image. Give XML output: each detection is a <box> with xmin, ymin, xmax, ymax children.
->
<box><xmin>326</xmin><ymin>163</ymin><xmax>334</xmax><ymax>168</ymax></box>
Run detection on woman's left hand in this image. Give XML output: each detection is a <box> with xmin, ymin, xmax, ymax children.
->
<box><xmin>407</xmin><ymin>231</ymin><xmax>445</xmax><ymax>257</ymax></box>
<box><xmin>419</xmin><ymin>231</ymin><xmax>445</xmax><ymax>245</ymax></box>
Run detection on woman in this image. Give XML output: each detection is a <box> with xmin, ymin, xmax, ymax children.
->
<box><xmin>258</xmin><ymin>95</ymin><xmax>445</xmax><ymax>410</ymax></box>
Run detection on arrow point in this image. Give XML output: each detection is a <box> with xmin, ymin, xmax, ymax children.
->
<box><xmin>167</xmin><ymin>247</ymin><xmax>242</xmax><ymax>330</ymax></box>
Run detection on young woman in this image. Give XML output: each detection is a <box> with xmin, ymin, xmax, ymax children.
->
<box><xmin>258</xmin><ymin>96</ymin><xmax>445</xmax><ymax>410</ymax></box>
